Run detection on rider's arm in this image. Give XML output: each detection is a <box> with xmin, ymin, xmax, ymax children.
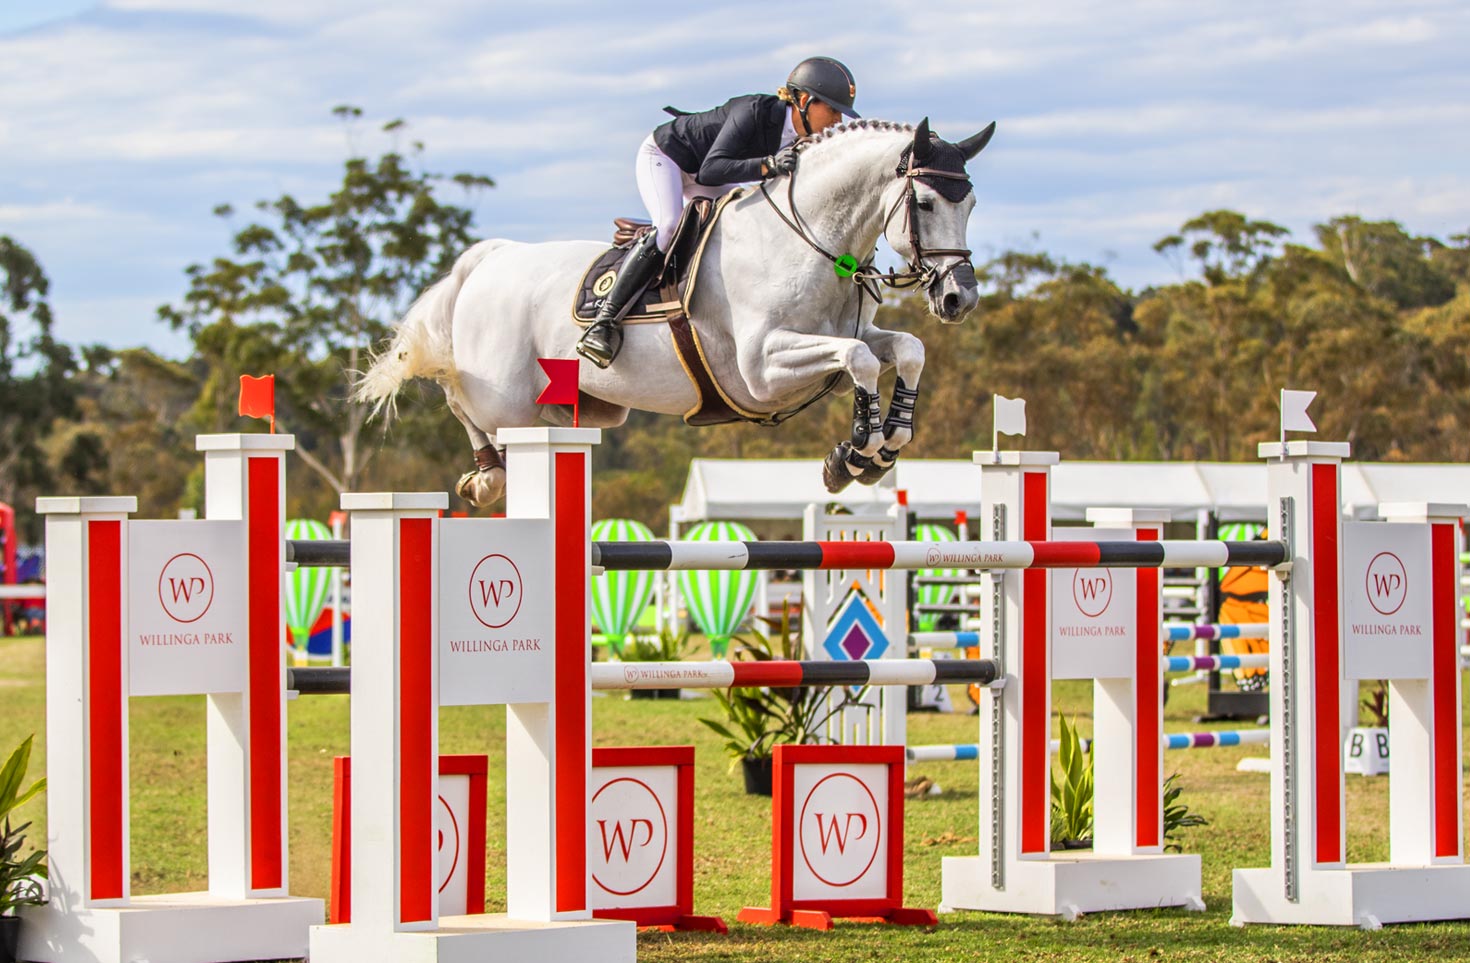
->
<box><xmin>696</xmin><ymin>101</ymin><xmax>767</xmax><ymax>186</ymax></box>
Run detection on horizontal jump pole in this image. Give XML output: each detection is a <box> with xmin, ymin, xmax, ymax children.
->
<box><xmin>286</xmin><ymin>539</ymin><xmax>350</xmax><ymax>567</ymax></box>
<box><xmin>1164</xmin><ymin>622</ymin><xmax>1269</xmax><ymax>642</ymax></box>
<box><xmin>594</xmin><ymin>658</ymin><xmax>997</xmax><ymax>689</ymax></box>
<box><xmin>291</xmin><ymin>538</ymin><xmax>1288</xmax><ymax>572</ymax></box>
<box><xmin>1164</xmin><ymin>654</ymin><xmax>1269</xmax><ymax>673</ymax></box>
<box><xmin>592</xmin><ymin>539</ymin><xmax>1288</xmax><ymax>572</ymax></box>
<box><xmin>287</xmin><ymin>658</ymin><xmax>997</xmax><ymax>696</ymax></box>
<box><xmin>908</xmin><ymin>631</ymin><xmax>1273</xmax><ymax>653</ymax></box>
<box><xmin>906</xmin><ymin>729</ymin><xmax>1269</xmax><ymax>762</ymax></box>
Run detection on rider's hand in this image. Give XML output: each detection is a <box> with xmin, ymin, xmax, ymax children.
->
<box><xmin>763</xmin><ymin>145</ymin><xmax>799</xmax><ymax>177</ymax></box>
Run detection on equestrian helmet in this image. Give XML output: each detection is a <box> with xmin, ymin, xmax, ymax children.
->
<box><xmin>787</xmin><ymin>57</ymin><xmax>860</xmax><ymax>118</ymax></box>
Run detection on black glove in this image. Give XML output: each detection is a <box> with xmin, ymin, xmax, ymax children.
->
<box><xmin>764</xmin><ymin>145</ymin><xmax>799</xmax><ymax>177</ymax></box>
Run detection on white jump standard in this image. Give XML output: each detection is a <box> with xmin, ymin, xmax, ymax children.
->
<box><xmin>1230</xmin><ymin>447</ymin><xmax>1470</xmax><ymax>929</ymax></box>
<box><xmin>308</xmin><ymin>430</ymin><xmax>636</xmax><ymax>963</ymax></box>
<box><xmin>21</xmin><ymin>435</ymin><xmax>324</xmax><ymax>963</ymax></box>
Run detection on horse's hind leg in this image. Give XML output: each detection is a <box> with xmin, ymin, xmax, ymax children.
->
<box><xmin>446</xmin><ymin>391</ymin><xmax>506</xmax><ymax>508</ymax></box>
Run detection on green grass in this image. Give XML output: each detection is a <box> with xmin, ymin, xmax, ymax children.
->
<box><xmin>3</xmin><ymin>632</ymin><xmax>1469</xmax><ymax>960</ymax></box>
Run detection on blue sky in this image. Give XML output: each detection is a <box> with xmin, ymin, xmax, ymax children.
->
<box><xmin>4</xmin><ymin>0</ymin><xmax>1468</xmax><ymax>357</ymax></box>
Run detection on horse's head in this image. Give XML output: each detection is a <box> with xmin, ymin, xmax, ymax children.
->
<box><xmin>882</xmin><ymin>118</ymin><xmax>994</xmax><ymax>323</ymax></box>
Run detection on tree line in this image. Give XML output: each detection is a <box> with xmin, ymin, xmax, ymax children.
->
<box><xmin>3</xmin><ymin>111</ymin><xmax>1468</xmax><ymax>540</ymax></box>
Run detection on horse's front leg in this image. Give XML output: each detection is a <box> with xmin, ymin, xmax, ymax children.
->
<box><xmin>737</xmin><ymin>329</ymin><xmax>888</xmax><ymax>495</ymax></box>
<box><xmin>852</xmin><ymin>327</ymin><xmax>925</xmax><ymax>485</ymax></box>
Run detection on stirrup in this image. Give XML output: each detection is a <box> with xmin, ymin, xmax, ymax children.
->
<box><xmin>577</xmin><ymin>321</ymin><xmax>622</xmax><ymax>369</ymax></box>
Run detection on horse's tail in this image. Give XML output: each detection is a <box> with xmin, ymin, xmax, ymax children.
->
<box><xmin>354</xmin><ymin>238</ymin><xmax>508</xmax><ymax>419</ymax></box>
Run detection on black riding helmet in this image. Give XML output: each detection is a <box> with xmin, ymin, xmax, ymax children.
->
<box><xmin>787</xmin><ymin>57</ymin><xmax>860</xmax><ymax>121</ymax></box>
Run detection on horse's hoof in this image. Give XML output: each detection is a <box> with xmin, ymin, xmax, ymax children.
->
<box><xmin>455</xmin><ymin>468</ymin><xmax>506</xmax><ymax>508</ymax></box>
<box><xmin>855</xmin><ymin>447</ymin><xmax>899</xmax><ymax>486</ymax></box>
<box><xmin>822</xmin><ymin>444</ymin><xmax>857</xmax><ymax>494</ymax></box>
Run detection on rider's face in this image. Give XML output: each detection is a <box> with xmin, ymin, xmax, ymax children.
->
<box><xmin>802</xmin><ymin>96</ymin><xmax>844</xmax><ymax>133</ymax></box>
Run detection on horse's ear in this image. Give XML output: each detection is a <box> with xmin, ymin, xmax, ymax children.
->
<box><xmin>912</xmin><ymin>117</ymin><xmax>933</xmax><ymax>164</ymax></box>
<box><xmin>957</xmin><ymin>122</ymin><xmax>996</xmax><ymax>161</ymax></box>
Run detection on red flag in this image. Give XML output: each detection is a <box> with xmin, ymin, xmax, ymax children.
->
<box><xmin>239</xmin><ymin>374</ymin><xmax>276</xmax><ymax>432</ymax></box>
<box><xmin>536</xmin><ymin>358</ymin><xmax>580</xmax><ymax>406</ymax></box>
<box><xmin>536</xmin><ymin>358</ymin><xmax>582</xmax><ymax>426</ymax></box>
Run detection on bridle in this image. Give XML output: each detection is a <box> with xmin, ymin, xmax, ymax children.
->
<box><xmin>758</xmin><ymin>138</ymin><xmax>975</xmax><ymax>304</ymax></box>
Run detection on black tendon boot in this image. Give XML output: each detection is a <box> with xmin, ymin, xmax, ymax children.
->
<box><xmin>577</xmin><ymin>230</ymin><xmax>664</xmax><ymax>368</ymax></box>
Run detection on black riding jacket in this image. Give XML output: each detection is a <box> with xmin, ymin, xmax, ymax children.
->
<box><xmin>653</xmin><ymin>94</ymin><xmax>789</xmax><ymax>187</ymax></box>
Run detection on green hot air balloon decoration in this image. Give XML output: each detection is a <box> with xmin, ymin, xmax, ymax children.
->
<box><xmin>285</xmin><ymin>518</ymin><xmax>333</xmax><ymax>663</ymax></box>
<box><xmin>914</xmin><ymin>523</ymin><xmax>959</xmax><ymax>632</ymax></box>
<box><xmin>679</xmin><ymin>520</ymin><xmax>760</xmax><ymax>659</ymax></box>
<box><xmin>591</xmin><ymin>518</ymin><xmax>657</xmax><ymax>655</ymax></box>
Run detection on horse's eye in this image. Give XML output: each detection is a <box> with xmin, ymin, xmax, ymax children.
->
<box><xmin>916</xmin><ymin>199</ymin><xmax>934</xmax><ymax>212</ymax></box>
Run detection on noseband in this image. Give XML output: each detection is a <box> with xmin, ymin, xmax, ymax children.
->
<box><xmin>759</xmin><ymin>137</ymin><xmax>975</xmax><ymax>301</ymax></box>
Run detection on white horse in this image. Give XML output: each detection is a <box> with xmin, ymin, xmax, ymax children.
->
<box><xmin>356</xmin><ymin>118</ymin><xmax>994</xmax><ymax>505</ymax></box>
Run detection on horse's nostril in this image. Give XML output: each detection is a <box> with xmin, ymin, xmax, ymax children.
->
<box><xmin>943</xmin><ymin>292</ymin><xmax>960</xmax><ymax>314</ymax></box>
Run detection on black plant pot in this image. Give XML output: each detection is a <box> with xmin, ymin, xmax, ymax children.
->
<box><xmin>741</xmin><ymin>755</ymin><xmax>774</xmax><ymax>796</ymax></box>
<box><xmin>1</xmin><ymin>915</ymin><xmax>20</xmax><ymax>963</ymax></box>
<box><xmin>1052</xmin><ymin>838</ymin><xmax>1093</xmax><ymax>852</ymax></box>
<box><xmin>629</xmin><ymin>688</ymin><xmax>680</xmax><ymax>701</ymax></box>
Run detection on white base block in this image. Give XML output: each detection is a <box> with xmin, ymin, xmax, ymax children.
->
<box><xmin>941</xmin><ymin>852</ymin><xmax>1204</xmax><ymax>919</ymax></box>
<box><xmin>18</xmin><ymin>892</ymin><xmax>325</xmax><ymax>963</ymax></box>
<box><xmin>1233</xmin><ymin>863</ymin><xmax>1470</xmax><ymax>928</ymax></box>
<box><xmin>309</xmin><ymin>913</ymin><xmax>637</xmax><ymax>963</ymax></box>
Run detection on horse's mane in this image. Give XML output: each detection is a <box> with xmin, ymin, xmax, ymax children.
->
<box><xmin>794</xmin><ymin>119</ymin><xmax>916</xmax><ymax>160</ymax></box>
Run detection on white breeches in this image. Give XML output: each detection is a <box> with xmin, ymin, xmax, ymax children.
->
<box><xmin>636</xmin><ymin>134</ymin><xmax>743</xmax><ymax>250</ymax></box>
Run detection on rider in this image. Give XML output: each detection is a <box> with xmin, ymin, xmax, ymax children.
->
<box><xmin>576</xmin><ymin>56</ymin><xmax>860</xmax><ymax>369</ymax></box>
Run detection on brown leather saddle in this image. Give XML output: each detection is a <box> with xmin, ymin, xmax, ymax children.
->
<box><xmin>572</xmin><ymin>197</ymin><xmax>715</xmax><ymax>324</ymax></box>
<box><xmin>572</xmin><ymin>192</ymin><xmax>767</xmax><ymax>427</ymax></box>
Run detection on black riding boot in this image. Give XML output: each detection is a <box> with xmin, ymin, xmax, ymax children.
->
<box><xmin>577</xmin><ymin>230</ymin><xmax>664</xmax><ymax>369</ymax></box>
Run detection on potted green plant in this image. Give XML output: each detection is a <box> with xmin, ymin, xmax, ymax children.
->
<box><xmin>2</xmin><ymin>735</ymin><xmax>47</xmax><ymax>963</ymax></box>
<box><xmin>617</xmin><ymin>629</ymin><xmax>691</xmax><ymax>700</ymax></box>
<box><xmin>698</xmin><ymin>608</ymin><xmax>838</xmax><ymax>795</ymax></box>
<box><xmin>1050</xmin><ymin>716</ymin><xmax>1094</xmax><ymax>849</ymax></box>
<box><xmin>1047</xmin><ymin>719</ymin><xmax>1209</xmax><ymax>851</ymax></box>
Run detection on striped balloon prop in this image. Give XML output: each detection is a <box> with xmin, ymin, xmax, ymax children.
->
<box><xmin>590</xmin><ymin>518</ymin><xmax>656</xmax><ymax>654</ymax></box>
<box><xmin>913</xmin><ymin>523</ymin><xmax>958</xmax><ymax>632</ymax></box>
<box><xmin>285</xmin><ymin>518</ymin><xmax>332</xmax><ymax>658</ymax></box>
<box><xmin>678</xmin><ymin>520</ymin><xmax>759</xmax><ymax>659</ymax></box>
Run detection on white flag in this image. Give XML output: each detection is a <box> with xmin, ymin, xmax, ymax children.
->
<box><xmin>994</xmin><ymin>395</ymin><xmax>1027</xmax><ymax>437</ymax></box>
<box><xmin>1280</xmin><ymin>389</ymin><xmax>1317</xmax><ymax>434</ymax></box>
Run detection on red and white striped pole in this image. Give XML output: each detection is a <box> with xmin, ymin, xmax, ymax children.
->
<box><xmin>33</xmin><ymin>495</ymin><xmax>137</xmax><ymax>909</ymax></box>
<box><xmin>948</xmin><ymin>449</ymin><xmax>1058</xmax><ymax>908</ymax></box>
<box><xmin>1381</xmin><ymin>502</ymin><xmax>1466</xmax><ymax>867</ymax></box>
<box><xmin>1079</xmin><ymin>508</ymin><xmax>1171</xmax><ymax>859</ymax></box>
<box><xmin>198</xmin><ymin>433</ymin><xmax>295</xmax><ymax>899</ymax></box>
<box><xmin>499</xmin><ymin>426</ymin><xmax>600</xmax><ymax>922</ymax></box>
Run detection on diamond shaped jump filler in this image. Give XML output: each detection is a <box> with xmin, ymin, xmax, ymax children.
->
<box><xmin>822</xmin><ymin>584</ymin><xmax>889</xmax><ymax>662</ymax></box>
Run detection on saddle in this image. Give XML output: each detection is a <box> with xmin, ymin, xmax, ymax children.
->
<box><xmin>571</xmin><ymin>192</ymin><xmax>766</xmax><ymax>427</ymax></box>
<box><xmin>572</xmin><ymin>197</ymin><xmax>716</xmax><ymax>325</ymax></box>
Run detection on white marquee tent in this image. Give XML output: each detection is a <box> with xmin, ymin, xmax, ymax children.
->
<box><xmin>674</xmin><ymin>457</ymin><xmax>1470</xmax><ymax>526</ymax></box>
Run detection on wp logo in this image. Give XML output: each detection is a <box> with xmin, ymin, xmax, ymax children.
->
<box><xmin>798</xmin><ymin>772</ymin><xmax>882</xmax><ymax>887</ymax></box>
<box><xmin>589</xmin><ymin>777</ymin><xmax>668</xmax><ymax>897</ymax></box>
<box><xmin>1071</xmin><ymin>569</ymin><xmax>1112</xmax><ymax>618</ymax></box>
<box><xmin>468</xmin><ymin>554</ymin><xmax>523</xmax><ymax>629</ymax></box>
<box><xmin>1365</xmin><ymin>552</ymin><xmax>1407</xmax><ymax>617</ymax></box>
<box><xmin>157</xmin><ymin>553</ymin><xmax>214</xmax><ymax>623</ymax></box>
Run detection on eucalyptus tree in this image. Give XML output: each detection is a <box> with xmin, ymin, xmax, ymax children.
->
<box><xmin>0</xmin><ymin>236</ymin><xmax>82</xmax><ymax>523</ymax></box>
<box><xmin>159</xmin><ymin>107</ymin><xmax>494</xmax><ymax>494</ymax></box>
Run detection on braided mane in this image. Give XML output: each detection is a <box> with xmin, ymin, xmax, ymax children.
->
<box><xmin>794</xmin><ymin>118</ymin><xmax>917</xmax><ymax>156</ymax></box>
